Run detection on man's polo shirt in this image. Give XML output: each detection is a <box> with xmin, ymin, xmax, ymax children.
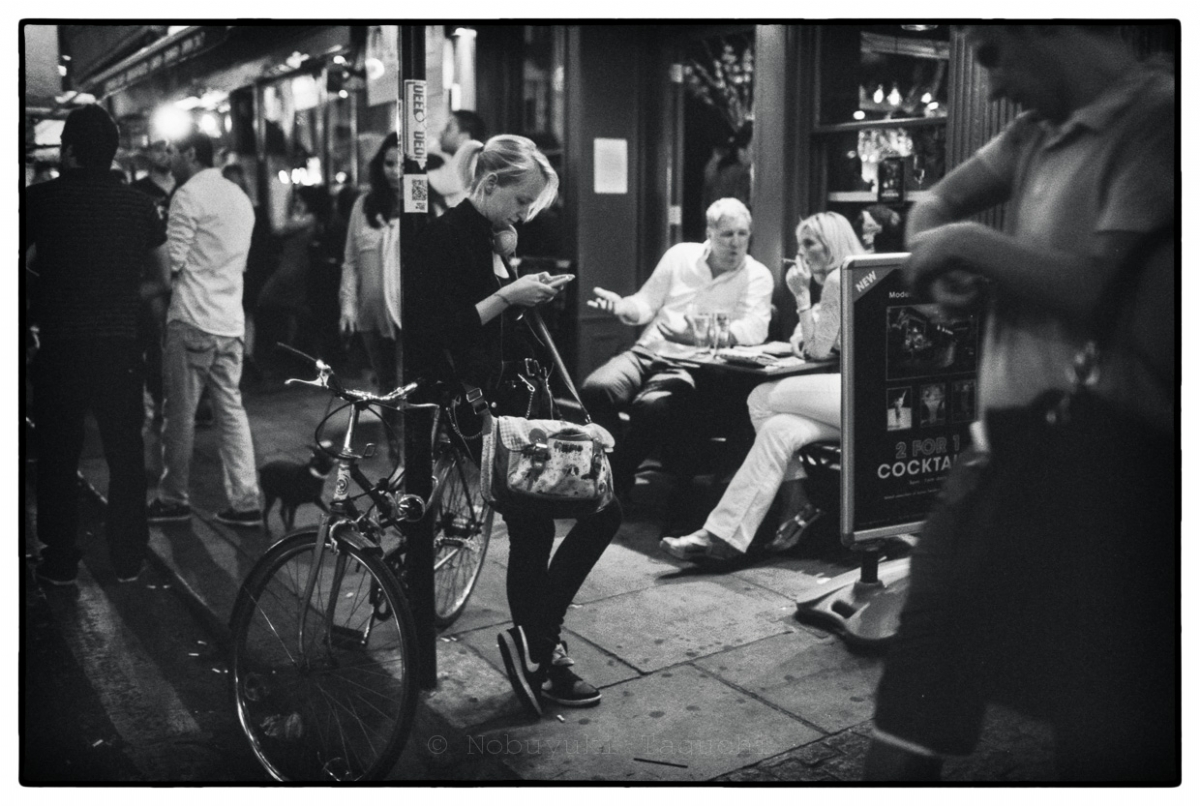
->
<box><xmin>621</xmin><ymin>241</ymin><xmax>774</xmax><ymax>359</ymax></box>
<box><xmin>166</xmin><ymin>167</ymin><xmax>255</xmax><ymax>338</ymax></box>
<box><xmin>971</xmin><ymin>68</ymin><xmax>1174</xmax><ymax>413</ymax></box>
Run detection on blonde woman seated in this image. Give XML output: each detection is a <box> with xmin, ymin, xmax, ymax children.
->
<box><xmin>661</xmin><ymin>212</ymin><xmax>865</xmax><ymax>563</ymax></box>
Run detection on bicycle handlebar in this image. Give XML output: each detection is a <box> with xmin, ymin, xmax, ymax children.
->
<box><xmin>277</xmin><ymin>342</ymin><xmax>436</xmax><ymax>410</ymax></box>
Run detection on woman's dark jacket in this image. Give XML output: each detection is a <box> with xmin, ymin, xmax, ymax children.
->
<box><xmin>408</xmin><ymin>200</ymin><xmax>532</xmax><ymax>395</ymax></box>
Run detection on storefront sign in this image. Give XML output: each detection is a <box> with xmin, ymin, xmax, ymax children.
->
<box><xmin>404</xmin><ymin>79</ymin><xmax>428</xmax><ymax>170</ymax></box>
<box><xmin>99</xmin><ymin>26</ymin><xmax>225</xmax><ymax>98</ymax></box>
<box><xmin>840</xmin><ymin>255</ymin><xmax>980</xmax><ymax>542</ymax></box>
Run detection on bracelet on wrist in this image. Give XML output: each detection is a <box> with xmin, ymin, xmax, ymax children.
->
<box><xmin>495</xmin><ymin>292</ymin><xmax>512</xmax><ymax>308</ymax></box>
<box><xmin>797</xmin><ymin>305</ymin><xmax>812</xmax><ymax>314</ymax></box>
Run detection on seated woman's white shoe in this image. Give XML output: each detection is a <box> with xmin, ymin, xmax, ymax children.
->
<box><xmin>660</xmin><ymin>530</ymin><xmax>740</xmax><ymax>563</ymax></box>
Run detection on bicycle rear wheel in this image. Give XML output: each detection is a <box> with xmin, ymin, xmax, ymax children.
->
<box><xmin>429</xmin><ymin>445</ymin><xmax>493</xmax><ymax>628</ymax></box>
<box><xmin>229</xmin><ymin>529</ymin><xmax>418</xmax><ymax>782</ymax></box>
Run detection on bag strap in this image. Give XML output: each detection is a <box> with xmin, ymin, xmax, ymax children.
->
<box><xmin>524</xmin><ymin>309</ymin><xmax>592</xmax><ymax>425</ymax></box>
<box><xmin>442</xmin><ymin>348</ymin><xmax>492</xmax><ymax>437</ymax></box>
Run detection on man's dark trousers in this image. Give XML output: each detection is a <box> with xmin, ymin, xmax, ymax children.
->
<box><xmin>34</xmin><ymin>337</ymin><xmax>149</xmax><ymax>578</ymax></box>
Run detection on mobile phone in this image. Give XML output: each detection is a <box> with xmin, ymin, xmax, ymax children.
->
<box><xmin>547</xmin><ymin>274</ymin><xmax>575</xmax><ymax>288</ymax></box>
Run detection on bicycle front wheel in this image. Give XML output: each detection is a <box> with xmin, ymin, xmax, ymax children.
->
<box><xmin>429</xmin><ymin>446</ymin><xmax>494</xmax><ymax>628</ymax></box>
<box><xmin>229</xmin><ymin>529</ymin><xmax>418</xmax><ymax>782</ymax></box>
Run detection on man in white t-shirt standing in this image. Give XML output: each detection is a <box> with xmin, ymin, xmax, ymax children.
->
<box><xmin>148</xmin><ymin>127</ymin><xmax>262</xmax><ymax>527</ymax></box>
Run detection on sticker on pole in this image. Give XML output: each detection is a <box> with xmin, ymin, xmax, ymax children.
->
<box><xmin>404</xmin><ymin>175</ymin><xmax>428</xmax><ymax>214</ymax></box>
<box><xmin>404</xmin><ymin>79</ymin><xmax>428</xmax><ymax>170</ymax></box>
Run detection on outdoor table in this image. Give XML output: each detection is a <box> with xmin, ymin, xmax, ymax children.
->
<box><xmin>657</xmin><ymin>343</ymin><xmax>838</xmax><ymax>481</ymax></box>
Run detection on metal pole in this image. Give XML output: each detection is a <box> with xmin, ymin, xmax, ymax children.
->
<box><xmin>398</xmin><ymin>24</ymin><xmax>436</xmax><ymax>689</ymax></box>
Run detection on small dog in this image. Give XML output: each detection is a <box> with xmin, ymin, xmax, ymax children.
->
<box><xmin>259</xmin><ymin>446</ymin><xmax>336</xmax><ymax>531</ymax></box>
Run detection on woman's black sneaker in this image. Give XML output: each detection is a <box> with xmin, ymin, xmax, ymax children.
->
<box><xmin>497</xmin><ymin>626</ymin><xmax>543</xmax><ymax>717</ymax></box>
<box><xmin>540</xmin><ymin>642</ymin><xmax>601</xmax><ymax>707</ymax></box>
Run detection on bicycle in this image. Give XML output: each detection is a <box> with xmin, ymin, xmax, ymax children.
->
<box><xmin>228</xmin><ymin>354</ymin><xmax>493</xmax><ymax>781</ymax></box>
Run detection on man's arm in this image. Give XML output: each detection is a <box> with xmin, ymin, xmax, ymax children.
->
<box><xmin>587</xmin><ymin>246</ymin><xmax>680</xmax><ymax>326</ymax></box>
<box><xmin>905</xmin><ymin>159</ymin><xmax>1010</xmax><ymax>242</ymax></box>
<box><xmin>910</xmin><ymin>223</ymin><xmax>1143</xmax><ymax>325</ymax></box>
<box><xmin>622</xmin><ymin>246</ymin><xmax>681</xmax><ymax>325</ymax></box>
<box><xmin>140</xmin><ymin>244</ymin><xmax>172</xmax><ymax>323</ymax></box>
<box><xmin>165</xmin><ymin>187</ymin><xmax>197</xmax><ymax>275</ymax></box>
<box><xmin>726</xmin><ymin>264</ymin><xmax>774</xmax><ymax>346</ymax></box>
<box><xmin>907</xmin><ymin>102</ymin><xmax>1174</xmax><ymax>324</ymax></box>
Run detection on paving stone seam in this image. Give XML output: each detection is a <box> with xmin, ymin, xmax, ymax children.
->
<box><xmin>681</xmin><ymin>659</ymin><xmax>835</xmax><ymax>740</ymax></box>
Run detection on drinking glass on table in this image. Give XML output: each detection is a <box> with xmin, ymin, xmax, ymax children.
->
<box><xmin>690</xmin><ymin>311</ymin><xmax>714</xmax><ymax>354</ymax></box>
<box><xmin>713</xmin><ymin>312</ymin><xmax>731</xmax><ymax>349</ymax></box>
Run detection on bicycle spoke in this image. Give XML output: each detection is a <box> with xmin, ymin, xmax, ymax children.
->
<box><xmin>248</xmin><ymin>596</ymin><xmax>301</xmax><ymax>668</ymax></box>
<box><xmin>310</xmin><ymin>671</ymin><xmax>400</xmax><ymax>778</ymax></box>
<box><xmin>232</xmin><ymin>534</ymin><xmax>415</xmax><ymax>781</ymax></box>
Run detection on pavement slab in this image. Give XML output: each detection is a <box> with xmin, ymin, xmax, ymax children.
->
<box><xmin>694</xmin><ymin>631</ymin><xmax>884</xmax><ymax>733</ymax></box>
<box><xmin>571</xmin><ymin>539</ymin><xmax>679</xmax><ymax>603</ymax></box>
<box><xmin>471</xmin><ymin>664</ymin><xmax>822</xmax><ymax>781</ymax></box>
<box><xmin>732</xmin><ymin>555</ymin><xmax>860</xmax><ymax>602</ymax></box>
<box><xmin>564</xmin><ymin>577</ymin><xmax>796</xmax><ymax>673</ymax></box>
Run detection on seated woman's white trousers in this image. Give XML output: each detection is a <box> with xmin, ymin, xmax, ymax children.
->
<box><xmin>705</xmin><ymin>373</ymin><xmax>842</xmax><ymax>551</ymax></box>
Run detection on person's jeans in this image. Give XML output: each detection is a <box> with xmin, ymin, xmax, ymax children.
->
<box><xmin>159</xmin><ymin>320</ymin><xmax>260</xmax><ymax>511</ymax></box>
<box><xmin>502</xmin><ymin>502</ymin><xmax>623</xmax><ymax>665</ymax></box>
<box><xmin>34</xmin><ymin>337</ymin><xmax>149</xmax><ymax>576</ymax></box>
<box><xmin>580</xmin><ymin>348</ymin><xmax>696</xmax><ymax>495</ymax></box>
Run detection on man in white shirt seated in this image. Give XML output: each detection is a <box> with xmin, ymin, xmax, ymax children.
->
<box><xmin>581</xmin><ymin>198</ymin><xmax>774</xmax><ymax>499</ymax></box>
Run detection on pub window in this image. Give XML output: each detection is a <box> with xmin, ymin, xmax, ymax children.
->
<box><xmin>812</xmin><ymin>25</ymin><xmax>950</xmax><ymax>241</ymax></box>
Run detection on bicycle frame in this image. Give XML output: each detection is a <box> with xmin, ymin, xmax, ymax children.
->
<box><xmin>295</xmin><ymin>395</ymin><xmax>437</xmax><ymax>658</ymax></box>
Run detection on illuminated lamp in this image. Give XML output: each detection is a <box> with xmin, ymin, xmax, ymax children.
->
<box><xmin>151</xmin><ymin>105</ymin><xmax>192</xmax><ymax>142</ymax></box>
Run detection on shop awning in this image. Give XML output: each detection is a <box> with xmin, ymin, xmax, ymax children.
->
<box><xmin>84</xmin><ymin>25</ymin><xmax>230</xmax><ymax>99</ymax></box>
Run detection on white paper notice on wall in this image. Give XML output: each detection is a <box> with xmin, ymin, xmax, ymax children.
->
<box><xmin>593</xmin><ymin>138</ymin><xmax>628</xmax><ymax>195</ymax></box>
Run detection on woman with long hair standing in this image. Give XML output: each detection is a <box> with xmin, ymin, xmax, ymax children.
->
<box><xmin>661</xmin><ymin>211</ymin><xmax>865</xmax><ymax>563</ymax></box>
<box><xmin>409</xmin><ymin>134</ymin><xmax>622</xmax><ymax>717</ymax></box>
<box><xmin>339</xmin><ymin>133</ymin><xmax>403</xmax><ymax>459</ymax></box>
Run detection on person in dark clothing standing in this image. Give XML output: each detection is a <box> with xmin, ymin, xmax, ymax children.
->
<box><xmin>130</xmin><ymin>139</ymin><xmax>177</xmax><ymax>471</ymax></box>
<box><xmin>131</xmin><ymin>139</ymin><xmax>176</xmax><ymax>216</ymax></box>
<box><xmin>409</xmin><ymin>134</ymin><xmax>622</xmax><ymax>716</ymax></box>
<box><xmin>24</xmin><ymin>104</ymin><xmax>169</xmax><ymax>585</ymax></box>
